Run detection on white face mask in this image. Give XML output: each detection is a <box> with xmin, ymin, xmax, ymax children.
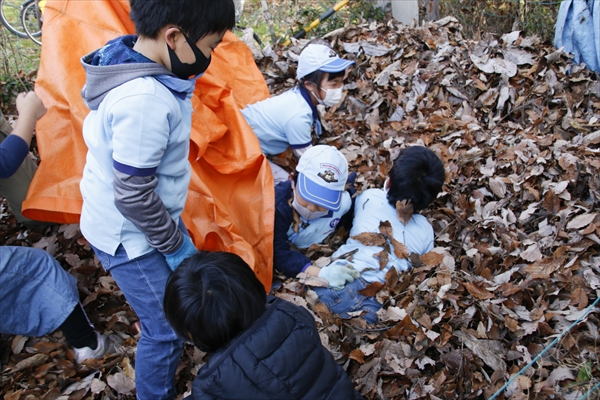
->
<box><xmin>319</xmin><ymin>87</ymin><xmax>343</xmax><ymax>107</ymax></box>
<box><xmin>292</xmin><ymin>193</ymin><xmax>329</xmax><ymax>221</ymax></box>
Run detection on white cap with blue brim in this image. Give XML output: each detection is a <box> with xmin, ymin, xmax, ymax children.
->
<box><xmin>296</xmin><ymin>145</ymin><xmax>349</xmax><ymax>211</ymax></box>
<box><xmin>297</xmin><ymin>44</ymin><xmax>355</xmax><ymax>80</ymax></box>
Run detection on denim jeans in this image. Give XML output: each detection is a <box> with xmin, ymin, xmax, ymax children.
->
<box><xmin>0</xmin><ymin>246</ymin><xmax>79</xmax><ymax>337</ymax></box>
<box><xmin>92</xmin><ymin>244</ymin><xmax>183</xmax><ymax>400</ymax></box>
<box><xmin>313</xmin><ymin>278</ymin><xmax>382</xmax><ymax>324</ymax></box>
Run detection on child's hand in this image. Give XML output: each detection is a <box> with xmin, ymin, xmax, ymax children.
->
<box><xmin>318</xmin><ymin>260</ymin><xmax>361</xmax><ymax>290</ymax></box>
<box><xmin>16</xmin><ymin>91</ymin><xmax>47</xmax><ymax>122</ymax></box>
<box><xmin>164</xmin><ymin>235</ymin><xmax>199</xmax><ymax>271</ymax></box>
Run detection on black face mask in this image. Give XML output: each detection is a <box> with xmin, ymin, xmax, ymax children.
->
<box><xmin>167</xmin><ymin>30</ymin><xmax>211</xmax><ymax>79</ymax></box>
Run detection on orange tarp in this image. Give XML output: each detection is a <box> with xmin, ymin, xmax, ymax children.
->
<box><xmin>22</xmin><ymin>0</ymin><xmax>274</xmax><ymax>289</ymax></box>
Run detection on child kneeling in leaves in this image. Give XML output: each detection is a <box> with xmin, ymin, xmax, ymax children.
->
<box><xmin>313</xmin><ymin>146</ymin><xmax>445</xmax><ymax>324</ymax></box>
<box><xmin>273</xmin><ymin>145</ymin><xmax>357</xmax><ymax>284</ymax></box>
<box><xmin>163</xmin><ymin>251</ymin><xmax>364</xmax><ymax>400</ymax></box>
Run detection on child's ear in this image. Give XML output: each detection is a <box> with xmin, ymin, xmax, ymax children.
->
<box><xmin>164</xmin><ymin>27</ymin><xmax>182</xmax><ymax>50</ymax></box>
<box><xmin>384</xmin><ymin>177</ymin><xmax>391</xmax><ymax>189</ymax></box>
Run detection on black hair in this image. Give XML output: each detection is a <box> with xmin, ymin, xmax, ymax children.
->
<box><xmin>163</xmin><ymin>251</ymin><xmax>266</xmax><ymax>353</ymax></box>
<box><xmin>301</xmin><ymin>70</ymin><xmax>346</xmax><ymax>88</ymax></box>
<box><xmin>387</xmin><ymin>146</ymin><xmax>445</xmax><ymax>212</ymax></box>
<box><xmin>130</xmin><ymin>0</ymin><xmax>235</xmax><ymax>42</ymax></box>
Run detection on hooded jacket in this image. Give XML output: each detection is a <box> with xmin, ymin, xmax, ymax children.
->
<box><xmin>191</xmin><ymin>296</ymin><xmax>364</xmax><ymax>400</ymax></box>
<box><xmin>273</xmin><ymin>180</ymin><xmax>352</xmax><ymax>277</ymax></box>
<box><xmin>79</xmin><ymin>35</ymin><xmax>197</xmax><ymax>258</ymax></box>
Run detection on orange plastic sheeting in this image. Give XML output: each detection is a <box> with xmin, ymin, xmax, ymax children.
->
<box><xmin>22</xmin><ymin>0</ymin><xmax>274</xmax><ymax>289</ymax></box>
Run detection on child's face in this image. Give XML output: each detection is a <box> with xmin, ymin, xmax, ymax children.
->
<box><xmin>291</xmin><ymin>181</ymin><xmax>328</xmax><ymax>213</ymax></box>
<box><xmin>295</xmin><ymin>192</ymin><xmax>328</xmax><ymax>213</ymax></box>
<box><xmin>319</xmin><ymin>73</ymin><xmax>344</xmax><ymax>91</ymax></box>
<box><xmin>175</xmin><ymin>31</ymin><xmax>226</xmax><ymax>64</ymax></box>
<box><xmin>196</xmin><ymin>31</ymin><xmax>226</xmax><ymax>58</ymax></box>
<box><xmin>311</xmin><ymin>72</ymin><xmax>345</xmax><ymax>106</ymax></box>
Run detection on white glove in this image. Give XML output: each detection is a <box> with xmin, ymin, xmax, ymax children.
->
<box><xmin>318</xmin><ymin>260</ymin><xmax>361</xmax><ymax>290</ymax></box>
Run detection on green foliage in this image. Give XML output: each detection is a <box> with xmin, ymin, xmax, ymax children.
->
<box><xmin>439</xmin><ymin>0</ymin><xmax>560</xmax><ymax>41</ymax></box>
<box><xmin>298</xmin><ymin>0</ymin><xmax>389</xmax><ymax>37</ymax></box>
<box><xmin>0</xmin><ymin>28</ymin><xmax>40</xmax><ymax>110</ymax></box>
<box><xmin>0</xmin><ymin>72</ymin><xmax>34</xmax><ymax>111</ymax></box>
<box><xmin>238</xmin><ymin>0</ymin><xmax>390</xmax><ymax>45</ymax></box>
<box><xmin>577</xmin><ymin>362</ymin><xmax>592</xmax><ymax>383</ymax></box>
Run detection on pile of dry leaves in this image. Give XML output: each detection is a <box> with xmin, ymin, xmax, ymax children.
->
<box><xmin>2</xmin><ymin>15</ymin><xmax>599</xmax><ymax>400</ymax></box>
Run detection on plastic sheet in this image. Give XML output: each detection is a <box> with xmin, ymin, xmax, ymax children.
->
<box><xmin>22</xmin><ymin>0</ymin><xmax>274</xmax><ymax>289</ymax></box>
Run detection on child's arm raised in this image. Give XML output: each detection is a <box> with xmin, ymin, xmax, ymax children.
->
<box><xmin>0</xmin><ymin>92</ymin><xmax>46</xmax><ymax>179</ymax></box>
<box><xmin>12</xmin><ymin>91</ymin><xmax>46</xmax><ymax>147</ymax></box>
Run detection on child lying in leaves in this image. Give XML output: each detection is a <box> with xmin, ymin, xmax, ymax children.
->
<box><xmin>312</xmin><ymin>146</ymin><xmax>446</xmax><ymax>323</ymax></box>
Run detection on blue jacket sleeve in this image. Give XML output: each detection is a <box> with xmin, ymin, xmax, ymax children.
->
<box><xmin>273</xmin><ymin>181</ymin><xmax>312</xmax><ymax>277</ymax></box>
<box><xmin>0</xmin><ymin>135</ymin><xmax>29</xmax><ymax>179</ymax></box>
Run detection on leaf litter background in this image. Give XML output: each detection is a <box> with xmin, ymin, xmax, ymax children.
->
<box><xmin>1</xmin><ymin>15</ymin><xmax>600</xmax><ymax>400</ymax></box>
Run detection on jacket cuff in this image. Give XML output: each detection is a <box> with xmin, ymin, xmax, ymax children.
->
<box><xmin>301</xmin><ymin>262</ymin><xmax>312</xmax><ymax>273</ymax></box>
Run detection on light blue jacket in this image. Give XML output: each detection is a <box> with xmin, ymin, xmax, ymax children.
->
<box><xmin>331</xmin><ymin>188</ymin><xmax>434</xmax><ymax>283</ymax></box>
<box><xmin>79</xmin><ymin>35</ymin><xmax>196</xmax><ymax>259</ymax></box>
<box><xmin>554</xmin><ymin>0</ymin><xmax>600</xmax><ymax>72</ymax></box>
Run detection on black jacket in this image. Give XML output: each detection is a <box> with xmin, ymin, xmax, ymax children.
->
<box><xmin>191</xmin><ymin>296</ymin><xmax>364</xmax><ymax>400</ymax></box>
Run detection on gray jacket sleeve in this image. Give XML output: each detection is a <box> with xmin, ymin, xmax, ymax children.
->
<box><xmin>113</xmin><ymin>168</ymin><xmax>183</xmax><ymax>254</ymax></box>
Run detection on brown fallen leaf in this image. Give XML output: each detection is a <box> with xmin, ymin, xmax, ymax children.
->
<box><xmin>373</xmin><ymin>248</ymin><xmax>389</xmax><ymax>270</ymax></box>
<box><xmin>12</xmin><ymin>354</ymin><xmax>49</xmax><ymax>373</ymax></box>
<box><xmin>543</xmin><ymin>189</ymin><xmax>561</xmax><ymax>214</ymax></box>
<box><xmin>396</xmin><ymin>199</ymin><xmax>414</xmax><ymax>225</ymax></box>
<box><xmin>390</xmin><ymin>238</ymin><xmax>410</xmax><ymax>259</ymax></box>
<box><xmin>34</xmin><ymin>362</ymin><xmax>55</xmax><ymax>379</ymax></box>
<box><xmin>420</xmin><ymin>251</ymin><xmax>444</xmax><ymax>267</ymax></box>
<box><xmin>570</xmin><ymin>287</ymin><xmax>588</xmax><ymax>309</ymax></box>
<box><xmin>351</xmin><ymin>232</ymin><xmax>387</xmax><ymax>246</ymax></box>
<box><xmin>349</xmin><ymin>348</ymin><xmax>366</xmax><ymax>364</ymax></box>
<box><xmin>378</xmin><ymin>220</ymin><xmax>393</xmax><ymax>237</ymax></box>
<box><xmin>358</xmin><ymin>281</ymin><xmax>385</xmax><ymax>297</ymax></box>
<box><xmin>33</xmin><ymin>341</ymin><xmax>63</xmax><ymax>354</ymax></box>
<box><xmin>384</xmin><ymin>266</ymin><xmax>399</xmax><ymax>288</ymax></box>
<box><xmin>464</xmin><ymin>281</ymin><xmax>496</xmax><ymax>300</ymax></box>
<box><xmin>504</xmin><ymin>315</ymin><xmax>520</xmax><ymax>332</ymax></box>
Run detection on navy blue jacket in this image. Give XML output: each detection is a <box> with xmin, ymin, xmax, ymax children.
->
<box><xmin>273</xmin><ymin>180</ymin><xmax>312</xmax><ymax>277</ymax></box>
<box><xmin>274</xmin><ymin>181</ymin><xmax>355</xmax><ymax>277</ymax></box>
<box><xmin>0</xmin><ymin>134</ymin><xmax>29</xmax><ymax>179</ymax></box>
<box><xmin>191</xmin><ymin>296</ymin><xmax>364</xmax><ymax>400</ymax></box>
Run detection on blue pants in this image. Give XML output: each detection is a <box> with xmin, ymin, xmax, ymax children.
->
<box><xmin>313</xmin><ymin>278</ymin><xmax>382</xmax><ymax>324</ymax></box>
<box><xmin>0</xmin><ymin>246</ymin><xmax>78</xmax><ymax>337</ymax></box>
<box><xmin>92</xmin><ymin>244</ymin><xmax>183</xmax><ymax>400</ymax></box>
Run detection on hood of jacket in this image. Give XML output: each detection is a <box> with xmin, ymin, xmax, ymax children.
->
<box><xmin>80</xmin><ymin>35</ymin><xmax>196</xmax><ymax>110</ymax></box>
<box><xmin>192</xmin><ymin>296</ymin><xmax>363</xmax><ymax>400</ymax></box>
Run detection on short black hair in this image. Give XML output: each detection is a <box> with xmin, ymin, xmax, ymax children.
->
<box><xmin>387</xmin><ymin>146</ymin><xmax>445</xmax><ymax>212</ymax></box>
<box><xmin>130</xmin><ymin>0</ymin><xmax>235</xmax><ymax>42</ymax></box>
<box><xmin>163</xmin><ymin>251</ymin><xmax>266</xmax><ymax>353</ymax></box>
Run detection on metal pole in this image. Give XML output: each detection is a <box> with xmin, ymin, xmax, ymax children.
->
<box><xmin>260</xmin><ymin>0</ymin><xmax>277</xmax><ymax>43</ymax></box>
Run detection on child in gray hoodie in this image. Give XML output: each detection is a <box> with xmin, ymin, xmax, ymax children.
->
<box><xmin>78</xmin><ymin>1</ymin><xmax>235</xmax><ymax>398</ymax></box>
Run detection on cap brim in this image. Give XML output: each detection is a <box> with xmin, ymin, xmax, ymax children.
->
<box><xmin>319</xmin><ymin>58</ymin><xmax>355</xmax><ymax>73</ymax></box>
<box><xmin>297</xmin><ymin>173</ymin><xmax>342</xmax><ymax>211</ymax></box>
